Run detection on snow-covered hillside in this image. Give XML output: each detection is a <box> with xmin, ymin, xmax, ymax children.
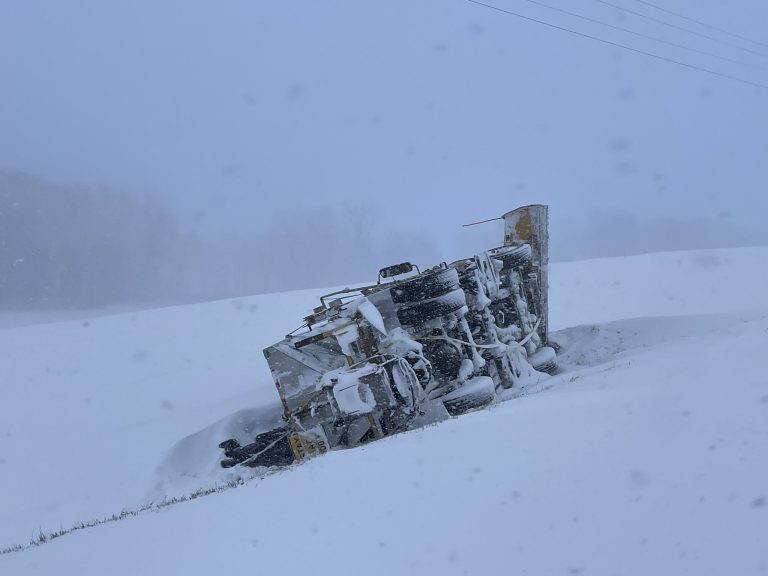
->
<box><xmin>1</xmin><ymin>247</ymin><xmax>767</xmax><ymax>575</ymax></box>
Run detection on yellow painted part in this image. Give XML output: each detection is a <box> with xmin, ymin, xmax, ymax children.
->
<box><xmin>289</xmin><ymin>432</ymin><xmax>329</xmax><ymax>461</ymax></box>
<box><xmin>367</xmin><ymin>414</ymin><xmax>383</xmax><ymax>439</ymax></box>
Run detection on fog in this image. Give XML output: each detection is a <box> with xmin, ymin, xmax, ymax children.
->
<box><xmin>1</xmin><ymin>0</ymin><xmax>766</xmax><ymax>309</ymax></box>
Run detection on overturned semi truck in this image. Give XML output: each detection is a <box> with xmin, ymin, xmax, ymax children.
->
<box><xmin>219</xmin><ymin>205</ymin><xmax>556</xmax><ymax>469</ymax></box>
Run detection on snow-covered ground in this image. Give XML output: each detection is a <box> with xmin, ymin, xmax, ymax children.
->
<box><xmin>1</xmin><ymin>247</ymin><xmax>767</xmax><ymax>575</ymax></box>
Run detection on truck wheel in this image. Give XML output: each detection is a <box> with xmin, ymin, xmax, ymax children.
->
<box><xmin>489</xmin><ymin>244</ymin><xmax>532</xmax><ymax>269</ymax></box>
<box><xmin>390</xmin><ymin>268</ymin><xmax>460</xmax><ymax>304</ymax></box>
<box><xmin>441</xmin><ymin>376</ymin><xmax>496</xmax><ymax>416</ymax></box>
<box><xmin>422</xmin><ymin>339</ymin><xmax>463</xmax><ymax>382</ymax></box>
<box><xmin>218</xmin><ymin>427</ymin><xmax>295</xmax><ymax>469</ymax></box>
<box><xmin>529</xmin><ymin>346</ymin><xmax>557</xmax><ymax>374</ymax></box>
<box><xmin>396</xmin><ymin>289</ymin><xmax>467</xmax><ymax>327</ymax></box>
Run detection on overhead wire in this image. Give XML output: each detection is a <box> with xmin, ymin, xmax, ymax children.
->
<box><xmin>516</xmin><ymin>0</ymin><xmax>762</xmax><ymax>70</ymax></box>
<box><xmin>465</xmin><ymin>0</ymin><xmax>768</xmax><ymax>90</ymax></box>
<box><xmin>630</xmin><ymin>0</ymin><xmax>768</xmax><ymax>50</ymax></box>
<box><xmin>591</xmin><ymin>0</ymin><xmax>768</xmax><ymax>59</ymax></box>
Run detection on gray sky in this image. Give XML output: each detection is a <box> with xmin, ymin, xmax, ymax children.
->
<box><xmin>2</xmin><ymin>0</ymin><xmax>767</xmax><ymax>270</ymax></box>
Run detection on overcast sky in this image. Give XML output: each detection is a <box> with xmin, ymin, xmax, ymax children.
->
<box><xmin>2</xmin><ymin>0</ymin><xmax>767</xmax><ymax>270</ymax></box>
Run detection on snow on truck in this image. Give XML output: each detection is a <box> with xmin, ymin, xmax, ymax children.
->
<box><xmin>219</xmin><ymin>204</ymin><xmax>557</xmax><ymax>469</ymax></box>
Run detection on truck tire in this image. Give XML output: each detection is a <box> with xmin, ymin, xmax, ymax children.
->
<box><xmin>396</xmin><ymin>289</ymin><xmax>467</xmax><ymax>328</ymax></box>
<box><xmin>440</xmin><ymin>376</ymin><xmax>496</xmax><ymax>416</ymax></box>
<box><xmin>529</xmin><ymin>346</ymin><xmax>558</xmax><ymax>374</ymax></box>
<box><xmin>390</xmin><ymin>268</ymin><xmax>460</xmax><ymax>304</ymax></box>
<box><xmin>489</xmin><ymin>244</ymin><xmax>532</xmax><ymax>269</ymax></box>
<box><xmin>219</xmin><ymin>426</ymin><xmax>295</xmax><ymax>469</ymax></box>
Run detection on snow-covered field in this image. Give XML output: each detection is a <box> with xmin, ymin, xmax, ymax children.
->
<box><xmin>1</xmin><ymin>247</ymin><xmax>767</xmax><ymax>575</ymax></box>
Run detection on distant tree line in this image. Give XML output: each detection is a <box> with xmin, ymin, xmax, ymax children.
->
<box><xmin>0</xmin><ymin>171</ymin><xmax>196</xmax><ymax>307</ymax></box>
<box><xmin>0</xmin><ymin>171</ymin><xmax>423</xmax><ymax>310</ymax></box>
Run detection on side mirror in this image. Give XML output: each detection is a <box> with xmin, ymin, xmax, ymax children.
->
<box><xmin>378</xmin><ymin>262</ymin><xmax>415</xmax><ymax>283</ymax></box>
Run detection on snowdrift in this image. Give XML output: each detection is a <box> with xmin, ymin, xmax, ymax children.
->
<box><xmin>1</xmin><ymin>247</ymin><xmax>767</xmax><ymax>575</ymax></box>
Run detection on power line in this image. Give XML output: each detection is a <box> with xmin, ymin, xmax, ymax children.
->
<box><xmin>517</xmin><ymin>0</ymin><xmax>762</xmax><ymax>70</ymax></box>
<box><xmin>465</xmin><ymin>0</ymin><xmax>768</xmax><ymax>90</ymax></box>
<box><xmin>591</xmin><ymin>0</ymin><xmax>768</xmax><ymax>59</ymax></box>
<box><xmin>631</xmin><ymin>0</ymin><xmax>768</xmax><ymax>50</ymax></box>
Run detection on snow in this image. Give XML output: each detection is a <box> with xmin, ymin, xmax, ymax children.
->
<box><xmin>356</xmin><ymin>298</ymin><xmax>387</xmax><ymax>335</ymax></box>
<box><xmin>441</xmin><ymin>375</ymin><xmax>495</xmax><ymax>402</ymax></box>
<box><xmin>527</xmin><ymin>344</ymin><xmax>556</xmax><ymax>367</ymax></box>
<box><xmin>328</xmin><ymin>366</ymin><xmax>378</xmax><ymax>415</ymax></box>
<box><xmin>1</xmin><ymin>247</ymin><xmax>768</xmax><ymax>575</ymax></box>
